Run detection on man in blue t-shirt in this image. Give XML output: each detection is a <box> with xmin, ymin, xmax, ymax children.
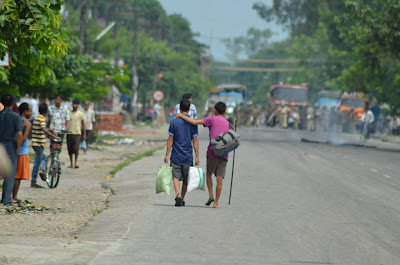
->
<box><xmin>164</xmin><ymin>99</ymin><xmax>199</xmax><ymax>207</ymax></box>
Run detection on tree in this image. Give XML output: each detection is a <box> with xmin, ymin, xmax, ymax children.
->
<box><xmin>0</xmin><ymin>0</ymin><xmax>68</xmax><ymax>95</ymax></box>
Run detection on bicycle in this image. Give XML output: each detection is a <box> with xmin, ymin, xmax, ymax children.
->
<box><xmin>45</xmin><ymin>131</ymin><xmax>65</xmax><ymax>188</ymax></box>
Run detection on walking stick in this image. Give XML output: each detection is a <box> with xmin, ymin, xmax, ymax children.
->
<box><xmin>228</xmin><ymin>121</ymin><xmax>237</xmax><ymax>205</ymax></box>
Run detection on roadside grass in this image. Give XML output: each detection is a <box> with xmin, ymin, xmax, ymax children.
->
<box><xmin>92</xmin><ymin>208</ymin><xmax>103</xmax><ymax>216</ymax></box>
<box><xmin>96</xmin><ymin>134</ymin><xmax>129</xmax><ymax>141</ymax></box>
<box><xmin>29</xmin><ymin>153</ymin><xmax>35</xmax><ymax>163</ymax></box>
<box><xmin>108</xmin><ymin>147</ymin><xmax>163</xmax><ymax>177</ymax></box>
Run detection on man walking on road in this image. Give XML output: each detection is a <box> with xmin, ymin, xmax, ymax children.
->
<box><xmin>177</xmin><ymin>102</ymin><xmax>230</xmax><ymax>208</ymax></box>
<box><xmin>67</xmin><ymin>99</ymin><xmax>86</xmax><ymax>168</ymax></box>
<box><xmin>0</xmin><ymin>95</ymin><xmax>23</xmax><ymax>205</ymax></box>
<box><xmin>173</xmin><ymin>93</ymin><xmax>198</xmax><ymax>119</ymax></box>
<box><xmin>165</xmin><ymin>99</ymin><xmax>199</xmax><ymax>207</ymax></box>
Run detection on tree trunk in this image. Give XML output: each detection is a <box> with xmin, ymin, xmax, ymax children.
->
<box><xmin>79</xmin><ymin>1</ymin><xmax>88</xmax><ymax>55</ymax></box>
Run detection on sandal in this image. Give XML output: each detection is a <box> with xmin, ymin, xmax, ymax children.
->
<box><xmin>175</xmin><ymin>195</ymin><xmax>183</xmax><ymax>207</ymax></box>
<box><xmin>205</xmin><ymin>198</ymin><xmax>214</xmax><ymax>206</ymax></box>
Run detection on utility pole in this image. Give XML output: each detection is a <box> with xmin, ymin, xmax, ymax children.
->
<box><xmin>113</xmin><ymin>0</ymin><xmax>120</xmax><ymax>67</ymax></box>
<box><xmin>152</xmin><ymin>48</ymin><xmax>159</xmax><ymax>104</ymax></box>
<box><xmin>131</xmin><ymin>0</ymin><xmax>139</xmax><ymax>122</ymax></box>
<box><xmin>79</xmin><ymin>0</ymin><xmax>88</xmax><ymax>55</ymax></box>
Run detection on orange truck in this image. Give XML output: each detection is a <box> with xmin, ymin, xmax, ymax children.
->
<box><xmin>339</xmin><ymin>96</ymin><xmax>369</xmax><ymax>120</ymax></box>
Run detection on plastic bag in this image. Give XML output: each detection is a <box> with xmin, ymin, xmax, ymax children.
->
<box><xmin>81</xmin><ymin>140</ymin><xmax>87</xmax><ymax>150</ymax></box>
<box><xmin>156</xmin><ymin>165</ymin><xmax>172</xmax><ymax>195</ymax></box>
<box><xmin>187</xmin><ymin>167</ymin><xmax>206</xmax><ymax>192</ymax></box>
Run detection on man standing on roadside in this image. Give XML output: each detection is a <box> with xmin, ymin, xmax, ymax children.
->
<box><xmin>0</xmin><ymin>95</ymin><xmax>23</xmax><ymax>205</ymax></box>
<box><xmin>83</xmin><ymin>101</ymin><xmax>96</xmax><ymax>152</ymax></box>
<box><xmin>48</xmin><ymin>94</ymin><xmax>70</xmax><ymax>136</ymax></box>
<box><xmin>165</xmin><ymin>99</ymin><xmax>199</xmax><ymax>207</ymax></box>
<box><xmin>178</xmin><ymin>102</ymin><xmax>230</xmax><ymax>208</ymax></box>
<box><xmin>173</xmin><ymin>93</ymin><xmax>198</xmax><ymax>119</ymax></box>
<box><xmin>67</xmin><ymin>99</ymin><xmax>86</xmax><ymax>168</ymax></box>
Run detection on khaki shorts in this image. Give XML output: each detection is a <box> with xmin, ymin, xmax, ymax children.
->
<box><xmin>207</xmin><ymin>157</ymin><xmax>228</xmax><ymax>179</ymax></box>
<box><xmin>171</xmin><ymin>162</ymin><xmax>190</xmax><ymax>183</ymax></box>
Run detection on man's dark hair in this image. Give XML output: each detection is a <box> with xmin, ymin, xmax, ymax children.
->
<box><xmin>214</xmin><ymin>101</ymin><xmax>226</xmax><ymax>115</ymax></box>
<box><xmin>72</xmin><ymin>98</ymin><xmax>80</xmax><ymax>104</ymax></box>
<box><xmin>182</xmin><ymin>94</ymin><xmax>192</xmax><ymax>100</ymax></box>
<box><xmin>179</xmin><ymin>99</ymin><xmax>191</xmax><ymax>112</ymax></box>
<box><xmin>18</xmin><ymin>102</ymin><xmax>29</xmax><ymax>115</ymax></box>
<box><xmin>39</xmin><ymin>103</ymin><xmax>48</xmax><ymax>115</ymax></box>
<box><xmin>1</xmin><ymin>95</ymin><xmax>14</xmax><ymax>108</ymax></box>
<box><xmin>55</xmin><ymin>93</ymin><xmax>64</xmax><ymax>100</ymax></box>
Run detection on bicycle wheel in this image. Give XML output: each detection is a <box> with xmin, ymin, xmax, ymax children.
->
<box><xmin>45</xmin><ymin>155</ymin><xmax>60</xmax><ymax>188</ymax></box>
<box><xmin>53</xmin><ymin>160</ymin><xmax>61</xmax><ymax>188</ymax></box>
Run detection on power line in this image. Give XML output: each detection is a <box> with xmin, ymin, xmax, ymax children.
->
<box><xmin>231</xmin><ymin>58</ymin><xmax>310</xmax><ymax>63</ymax></box>
<box><xmin>206</xmin><ymin>66</ymin><xmax>300</xmax><ymax>72</ymax></box>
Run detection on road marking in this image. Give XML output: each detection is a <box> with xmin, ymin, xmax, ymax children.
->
<box><xmin>370</xmin><ymin>169</ymin><xmax>378</xmax><ymax>173</ymax></box>
<box><xmin>384</xmin><ymin>175</ymin><xmax>392</xmax><ymax>179</ymax></box>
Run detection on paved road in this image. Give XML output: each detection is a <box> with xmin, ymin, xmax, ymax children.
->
<box><xmin>75</xmin><ymin>127</ymin><xmax>400</xmax><ymax>265</ymax></box>
<box><xmin>7</xmin><ymin>127</ymin><xmax>399</xmax><ymax>265</ymax></box>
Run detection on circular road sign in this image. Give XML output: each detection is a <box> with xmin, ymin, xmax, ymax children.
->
<box><xmin>153</xmin><ymin>90</ymin><xmax>164</xmax><ymax>102</ymax></box>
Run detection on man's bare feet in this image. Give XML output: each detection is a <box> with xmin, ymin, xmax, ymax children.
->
<box><xmin>12</xmin><ymin>198</ymin><xmax>21</xmax><ymax>204</ymax></box>
<box><xmin>213</xmin><ymin>204</ymin><xmax>222</xmax><ymax>208</ymax></box>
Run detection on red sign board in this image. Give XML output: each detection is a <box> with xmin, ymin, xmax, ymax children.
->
<box><xmin>153</xmin><ymin>90</ymin><xmax>164</xmax><ymax>102</ymax></box>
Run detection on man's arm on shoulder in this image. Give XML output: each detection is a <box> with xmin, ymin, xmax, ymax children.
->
<box><xmin>178</xmin><ymin>114</ymin><xmax>204</xmax><ymax>125</ymax></box>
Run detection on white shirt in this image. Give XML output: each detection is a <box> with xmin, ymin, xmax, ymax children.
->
<box><xmin>84</xmin><ymin>108</ymin><xmax>96</xmax><ymax>130</ymax></box>
<box><xmin>361</xmin><ymin>110</ymin><xmax>375</xmax><ymax>124</ymax></box>
<box><xmin>173</xmin><ymin>103</ymin><xmax>197</xmax><ymax>119</ymax></box>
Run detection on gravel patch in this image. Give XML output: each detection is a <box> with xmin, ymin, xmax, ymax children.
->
<box><xmin>0</xmin><ymin>128</ymin><xmax>166</xmax><ymax>239</ymax></box>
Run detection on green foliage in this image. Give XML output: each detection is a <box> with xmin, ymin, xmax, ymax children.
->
<box><xmin>244</xmin><ymin>0</ymin><xmax>400</xmax><ymax>109</ymax></box>
<box><xmin>1</xmin><ymin>0</ymin><xmax>211</xmax><ymax>112</ymax></box>
<box><xmin>0</xmin><ymin>0</ymin><xmax>68</xmax><ymax>94</ymax></box>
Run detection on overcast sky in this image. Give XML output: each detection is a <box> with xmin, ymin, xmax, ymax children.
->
<box><xmin>158</xmin><ymin>0</ymin><xmax>288</xmax><ymax>61</ymax></box>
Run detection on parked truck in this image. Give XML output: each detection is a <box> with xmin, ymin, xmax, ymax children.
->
<box><xmin>205</xmin><ymin>84</ymin><xmax>246</xmax><ymax>122</ymax></box>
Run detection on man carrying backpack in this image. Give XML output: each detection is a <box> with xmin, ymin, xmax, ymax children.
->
<box><xmin>165</xmin><ymin>99</ymin><xmax>199</xmax><ymax>207</ymax></box>
<box><xmin>177</xmin><ymin>102</ymin><xmax>230</xmax><ymax>208</ymax></box>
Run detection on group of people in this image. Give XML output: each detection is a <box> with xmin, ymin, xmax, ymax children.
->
<box><xmin>0</xmin><ymin>94</ymin><xmax>96</xmax><ymax>206</ymax></box>
<box><xmin>165</xmin><ymin>93</ymin><xmax>230</xmax><ymax>208</ymax></box>
<box><xmin>264</xmin><ymin>104</ymin><xmax>377</xmax><ymax>137</ymax></box>
<box><xmin>234</xmin><ymin>103</ymin><xmax>261</xmax><ymax>127</ymax></box>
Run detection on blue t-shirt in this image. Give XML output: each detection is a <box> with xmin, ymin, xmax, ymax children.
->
<box><xmin>0</xmin><ymin>109</ymin><xmax>22</xmax><ymax>143</ymax></box>
<box><xmin>168</xmin><ymin>116</ymin><xmax>198</xmax><ymax>165</ymax></box>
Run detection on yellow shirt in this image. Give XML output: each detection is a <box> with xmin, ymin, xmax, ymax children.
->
<box><xmin>32</xmin><ymin>114</ymin><xmax>47</xmax><ymax>146</ymax></box>
<box><xmin>68</xmin><ymin>110</ymin><xmax>85</xmax><ymax>135</ymax></box>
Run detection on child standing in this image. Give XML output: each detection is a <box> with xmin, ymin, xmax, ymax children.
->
<box><xmin>31</xmin><ymin>103</ymin><xmax>59</xmax><ymax>188</ymax></box>
<box><xmin>13</xmin><ymin>103</ymin><xmax>32</xmax><ymax>202</ymax></box>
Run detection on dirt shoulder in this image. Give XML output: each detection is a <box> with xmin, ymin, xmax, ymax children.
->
<box><xmin>0</xmin><ymin>127</ymin><xmax>166</xmax><ymax>239</ymax></box>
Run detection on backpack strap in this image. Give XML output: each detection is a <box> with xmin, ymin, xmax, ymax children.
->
<box><xmin>228</xmin><ymin>121</ymin><xmax>235</xmax><ymax>130</ymax></box>
<box><xmin>216</xmin><ymin>136</ymin><xmax>228</xmax><ymax>145</ymax></box>
<box><xmin>227</xmin><ymin>131</ymin><xmax>235</xmax><ymax>140</ymax></box>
